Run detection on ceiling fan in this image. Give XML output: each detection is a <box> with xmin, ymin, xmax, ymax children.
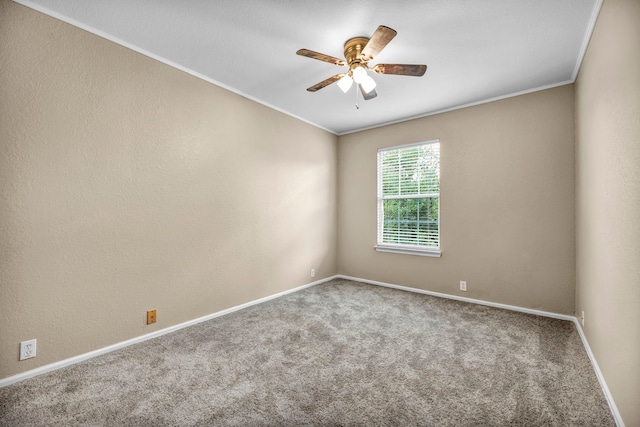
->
<box><xmin>296</xmin><ymin>25</ymin><xmax>427</xmax><ymax>101</ymax></box>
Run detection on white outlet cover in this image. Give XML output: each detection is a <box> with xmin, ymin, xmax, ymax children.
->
<box><xmin>310</xmin><ymin>269</ymin><xmax>315</xmax><ymax>278</ymax></box>
<box><xmin>460</xmin><ymin>281</ymin><xmax>467</xmax><ymax>291</ymax></box>
<box><xmin>20</xmin><ymin>339</ymin><xmax>37</xmax><ymax>361</ymax></box>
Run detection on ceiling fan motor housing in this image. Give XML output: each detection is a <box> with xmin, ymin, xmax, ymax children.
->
<box><xmin>344</xmin><ymin>37</ymin><xmax>370</xmax><ymax>68</ymax></box>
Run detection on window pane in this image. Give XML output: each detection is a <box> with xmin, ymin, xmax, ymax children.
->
<box><xmin>381</xmin><ymin>151</ymin><xmax>399</xmax><ymax>196</ymax></box>
<box><xmin>399</xmin><ymin>147</ymin><xmax>419</xmax><ymax>195</ymax></box>
<box><xmin>382</xmin><ymin>199</ymin><xmax>399</xmax><ymax>243</ymax></box>
<box><xmin>381</xmin><ymin>144</ymin><xmax>440</xmax><ymax>197</ymax></box>
<box><xmin>418</xmin><ymin>198</ymin><xmax>439</xmax><ymax>246</ymax></box>
<box><xmin>419</xmin><ymin>144</ymin><xmax>440</xmax><ymax>194</ymax></box>
<box><xmin>382</xmin><ymin>197</ymin><xmax>438</xmax><ymax>247</ymax></box>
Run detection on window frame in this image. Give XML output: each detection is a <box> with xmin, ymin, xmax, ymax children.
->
<box><xmin>375</xmin><ymin>139</ymin><xmax>441</xmax><ymax>257</ymax></box>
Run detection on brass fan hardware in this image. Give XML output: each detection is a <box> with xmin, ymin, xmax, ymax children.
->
<box><xmin>296</xmin><ymin>25</ymin><xmax>427</xmax><ymax>103</ymax></box>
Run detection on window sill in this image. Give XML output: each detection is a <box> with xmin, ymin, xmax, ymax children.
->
<box><xmin>374</xmin><ymin>245</ymin><xmax>442</xmax><ymax>257</ymax></box>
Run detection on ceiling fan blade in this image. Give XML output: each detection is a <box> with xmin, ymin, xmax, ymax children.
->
<box><xmin>361</xmin><ymin>26</ymin><xmax>397</xmax><ymax>62</ymax></box>
<box><xmin>307</xmin><ymin>74</ymin><xmax>345</xmax><ymax>92</ymax></box>
<box><xmin>359</xmin><ymin>84</ymin><xmax>378</xmax><ymax>100</ymax></box>
<box><xmin>373</xmin><ymin>64</ymin><xmax>427</xmax><ymax>76</ymax></box>
<box><xmin>296</xmin><ymin>49</ymin><xmax>346</xmax><ymax>66</ymax></box>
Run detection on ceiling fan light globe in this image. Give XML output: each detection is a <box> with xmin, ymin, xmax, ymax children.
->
<box><xmin>337</xmin><ymin>75</ymin><xmax>353</xmax><ymax>93</ymax></box>
<box><xmin>360</xmin><ymin>75</ymin><xmax>377</xmax><ymax>94</ymax></box>
<box><xmin>352</xmin><ymin>66</ymin><xmax>368</xmax><ymax>83</ymax></box>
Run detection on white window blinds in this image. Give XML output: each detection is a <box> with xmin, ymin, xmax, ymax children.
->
<box><xmin>376</xmin><ymin>140</ymin><xmax>440</xmax><ymax>256</ymax></box>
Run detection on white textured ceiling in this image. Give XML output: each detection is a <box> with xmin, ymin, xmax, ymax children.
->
<box><xmin>15</xmin><ymin>0</ymin><xmax>601</xmax><ymax>135</ymax></box>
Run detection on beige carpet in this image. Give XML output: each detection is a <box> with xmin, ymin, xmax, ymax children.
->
<box><xmin>0</xmin><ymin>279</ymin><xmax>614</xmax><ymax>426</ymax></box>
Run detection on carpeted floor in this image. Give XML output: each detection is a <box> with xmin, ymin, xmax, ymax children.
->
<box><xmin>0</xmin><ymin>279</ymin><xmax>614</xmax><ymax>426</ymax></box>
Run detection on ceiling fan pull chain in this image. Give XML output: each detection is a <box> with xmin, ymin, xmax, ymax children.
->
<box><xmin>355</xmin><ymin>84</ymin><xmax>360</xmax><ymax>109</ymax></box>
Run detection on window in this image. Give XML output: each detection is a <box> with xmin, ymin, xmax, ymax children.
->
<box><xmin>376</xmin><ymin>140</ymin><xmax>441</xmax><ymax>257</ymax></box>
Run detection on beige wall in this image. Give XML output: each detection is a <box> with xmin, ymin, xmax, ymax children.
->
<box><xmin>575</xmin><ymin>0</ymin><xmax>640</xmax><ymax>425</ymax></box>
<box><xmin>0</xmin><ymin>0</ymin><xmax>338</xmax><ymax>379</ymax></box>
<box><xmin>338</xmin><ymin>86</ymin><xmax>576</xmax><ymax>314</ymax></box>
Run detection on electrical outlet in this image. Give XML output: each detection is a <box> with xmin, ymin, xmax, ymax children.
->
<box><xmin>460</xmin><ymin>281</ymin><xmax>467</xmax><ymax>292</ymax></box>
<box><xmin>581</xmin><ymin>310</ymin><xmax>585</xmax><ymax>327</ymax></box>
<box><xmin>310</xmin><ymin>268</ymin><xmax>315</xmax><ymax>278</ymax></box>
<box><xmin>147</xmin><ymin>309</ymin><xmax>157</xmax><ymax>325</ymax></box>
<box><xmin>20</xmin><ymin>339</ymin><xmax>37</xmax><ymax>361</ymax></box>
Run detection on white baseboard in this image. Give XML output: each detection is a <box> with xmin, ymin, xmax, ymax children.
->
<box><xmin>573</xmin><ymin>320</ymin><xmax>625</xmax><ymax>427</ymax></box>
<box><xmin>0</xmin><ymin>275</ymin><xmax>338</xmax><ymax>388</ymax></box>
<box><xmin>336</xmin><ymin>274</ymin><xmax>575</xmax><ymax>320</ymax></box>
<box><xmin>337</xmin><ymin>274</ymin><xmax>624</xmax><ymax>427</ymax></box>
